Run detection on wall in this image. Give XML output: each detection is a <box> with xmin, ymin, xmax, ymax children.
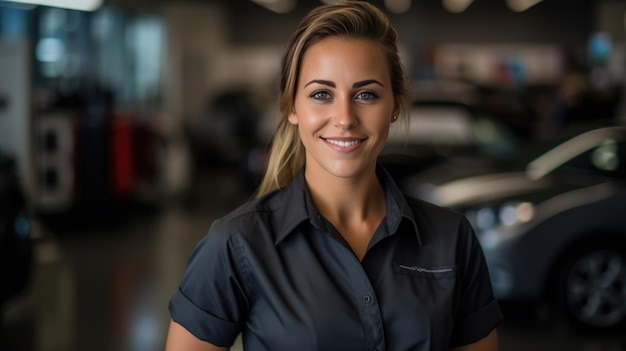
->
<box><xmin>226</xmin><ymin>0</ymin><xmax>596</xmax><ymax>57</ymax></box>
<box><xmin>161</xmin><ymin>2</ymin><xmax>227</xmax><ymax>124</ymax></box>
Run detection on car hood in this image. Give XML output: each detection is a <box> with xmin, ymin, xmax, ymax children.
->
<box><xmin>416</xmin><ymin>171</ymin><xmax>551</xmax><ymax>207</ymax></box>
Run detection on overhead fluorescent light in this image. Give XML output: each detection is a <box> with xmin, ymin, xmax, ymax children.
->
<box><xmin>3</xmin><ymin>0</ymin><xmax>103</xmax><ymax>11</ymax></box>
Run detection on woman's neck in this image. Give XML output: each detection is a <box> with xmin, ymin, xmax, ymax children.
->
<box><xmin>304</xmin><ymin>165</ymin><xmax>387</xmax><ymax>259</ymax></box>
<box><xmin>305</xmin><ymin>167</ymin><xmax>383</xmax><ymax>218</ymax></box>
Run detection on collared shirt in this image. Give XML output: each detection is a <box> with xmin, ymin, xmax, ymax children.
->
<box><xmin>169</xmin><ymin>166</ymin><xmax>503</xmax><ymax>351</ymax></box>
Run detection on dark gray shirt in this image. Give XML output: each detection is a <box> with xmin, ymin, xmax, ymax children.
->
<box><xmin>169</xmin><ymin>167</ymin><xmax>503</xmax><ymax>351</ymax></box>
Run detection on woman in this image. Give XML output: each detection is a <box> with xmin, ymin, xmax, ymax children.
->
<box><xmin>166</xmin><ymin>1</ymin><xmax>502</xmax><ymax>350</ymax></box>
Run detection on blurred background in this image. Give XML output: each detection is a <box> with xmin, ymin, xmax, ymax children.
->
<box><xmin>1</xmin><ymin>0</ymin><xmax>626</xmax><ymax>350</ymax></box>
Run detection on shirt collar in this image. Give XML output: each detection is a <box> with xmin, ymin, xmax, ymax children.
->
<box><xmin>273</xmin><ymin>166</ymin><xmax>421</xmax><ymax>246</ymax></box>
<box><xmin>377</xmin><ymin>166</ymin><xmax>421</xmax><ymax>246</ymax></box>
<box><xmin>273</xmin><ymin>168</ymin><xmax>311</xmax><ymax>245</ymax></box>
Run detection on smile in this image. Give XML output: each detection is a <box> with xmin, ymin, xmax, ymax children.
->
<box><xmin>323</xmin><ymin>138</ymin><xmax>364</xmax><ymax>147</ymax></box>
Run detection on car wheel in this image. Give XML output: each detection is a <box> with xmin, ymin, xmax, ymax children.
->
<box><xmin>557</xmin><ymin>246</ymin><xmax>626</xmax><ymax>330</ymax></box>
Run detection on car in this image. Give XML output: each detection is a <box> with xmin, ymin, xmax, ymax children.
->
<box><xmin>404</xmin><ymin>125</ymin><xmax>626</xmax><ymax>331</ymax></box>
<box><xmin>379</xmin><ymin>99</ymin><xmax>518</xmax><ymax>188</ymax></box>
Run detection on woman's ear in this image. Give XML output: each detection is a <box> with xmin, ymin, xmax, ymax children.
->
<box><xmin>288</xmin><ymin>110</ymin><xmax>298</xmax><ymax>125</ymax></box>
<box><xmin>391</xmin><ymin>100</ymin><xmax>401</xmax><ymax>123</ymax></box>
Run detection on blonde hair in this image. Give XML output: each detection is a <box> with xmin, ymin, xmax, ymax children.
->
<box><xmin>256</xmin><ymin>0</ymin><xmax>412</xmax><ymax>197</ymax></box>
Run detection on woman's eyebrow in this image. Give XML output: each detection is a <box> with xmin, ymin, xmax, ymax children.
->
<box><xmin>304</xmin><ymin>79</ymin><xmax>335</xmax><ymax>88</ymax></box>
<box><xmin>353</xmin><ymin>79</ymin><xmax>384</xmax><ymax>88</ymax></box>
<box><xmin>303</xmin><ymin>79</ymin><xmax>384</xmax><ymax>88</ymax></box>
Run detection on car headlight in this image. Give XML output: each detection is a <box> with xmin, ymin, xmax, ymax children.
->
<box><xmin>499</xmin><ymin>201</ymin><xmax>534</xmax><ymax>226</ymax></box>
<box><xmin>465</xmin><ymin>201</ymin><xmax>535</xmax><ymax>234</ymax></box>
<box><xmin>475</xmin><ymin>207</ymin><xmax>496</xmax><ymax>230</ymax></box>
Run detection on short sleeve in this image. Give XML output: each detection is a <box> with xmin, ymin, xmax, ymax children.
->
<box><xmin>169</xmin><ymin>218</ymin><xmax>249</xmax><ymax>347</ymax></box>
<box><xmin>449</xmin><ymin>218</ymin><xmax>504</xmax><ymax>347</ymax></box>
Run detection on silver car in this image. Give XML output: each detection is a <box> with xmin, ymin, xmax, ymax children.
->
<box><xmin>407</xmin><ymin>126</ymin><xmax>626</xmax><ymax>330</ymax></box>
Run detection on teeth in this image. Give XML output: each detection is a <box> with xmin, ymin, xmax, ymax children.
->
<box><xmin>326</xmin><ymin>139</ymin><xmax>361</xmax><ymax>147</ymax></box>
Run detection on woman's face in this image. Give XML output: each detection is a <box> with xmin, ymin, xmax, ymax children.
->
<box><xmin>289</xmin><ymin>37</ymin><xmax>399</xmax><ymax>182</ymax></box>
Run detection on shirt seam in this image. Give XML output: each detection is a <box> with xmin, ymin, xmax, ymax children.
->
<box><xmin>227</xmin><ymin>226</ymin><xmax>253</xmax><ymax>308</ymax></box>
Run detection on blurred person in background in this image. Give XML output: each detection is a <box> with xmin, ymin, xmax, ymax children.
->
<box><xmin>166</xmin><ymin>1</ymin><xmax>502</xmax><ymax>350</ymax></box>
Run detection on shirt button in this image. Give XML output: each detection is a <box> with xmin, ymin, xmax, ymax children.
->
<box><xmin>362</xmin><ymin>295</ymin><xmax>371</xmax><ymax>303</ymax></box>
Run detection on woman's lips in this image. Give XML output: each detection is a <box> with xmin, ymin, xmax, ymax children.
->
<box><xmin>322</xmin><ymin>137</ymin><xmax>366</xmax><ymax>152</ymax></box>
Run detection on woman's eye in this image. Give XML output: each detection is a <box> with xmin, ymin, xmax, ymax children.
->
<box><xmin>311</xmin><ymin>91</ymin><xmax>331</xmax><ymax>100</ymax></box>
<box><xmin>356</xmin><ymin>91</ymin><xmax>377</xmax><ymax>100</ymax></box>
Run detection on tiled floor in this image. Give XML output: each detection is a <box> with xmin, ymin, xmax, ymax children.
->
<box><xmin>2</xmin><ymin>166</ymin><xmax>248</xmax><ymax>351</ymax></box>
<box><xmin>1</xmin><ymin>166</ymin><xmax>625</xmax><ymax>351</ymax></box>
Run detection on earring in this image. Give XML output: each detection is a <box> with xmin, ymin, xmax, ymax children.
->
<box><xmin>392</xmin><ymin>115</ymin><xmax>398</xmax><ymax>121</ymax></box>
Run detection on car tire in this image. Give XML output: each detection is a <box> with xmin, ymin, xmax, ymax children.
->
<box><xmin>555</xmin><ymin>243</ymin><xmax>626</xmax><ymax>331</ymax></box>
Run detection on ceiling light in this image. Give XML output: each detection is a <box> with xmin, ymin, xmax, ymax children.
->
<box><xmin>385</xmin><ymin>0</ymin><xmax>411</xmax><ymax>14</ymax></box>
<box><xmin>506</xmin><ymin>0</ymin><xmax>543</xmax><ymax>12</ymax></box>
<box><xmin>442</xmin><ymin>0</ymin><xmax>474</xmax><ymax>13</ymax></box>
<box><xmin>251</xmin><ymin>0</ymin><xmax>296</xmax><ymax>13</ymax></box>
<box><xmin>3</xmin><ymin>0</ymin><xmax>102</xmax><ymax>11</ymax></box>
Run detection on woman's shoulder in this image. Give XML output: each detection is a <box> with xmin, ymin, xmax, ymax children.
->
<box><xmin>222</xmin><ymin>191</ymin><xmax>279</xmax><ymax>220</ymax></box>
<box><xmin>206</xmin><ymin>189</ymin><xmax>293</xmax><ymax>242</ymax></box>
<box><xmin>401</xmin><ymin>194</ymin><xmax>474</xmax><ymax>246</ymax></box>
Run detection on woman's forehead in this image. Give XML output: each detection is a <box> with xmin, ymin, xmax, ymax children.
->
<box><xmin>298</xmin><ymin>37</ymin><xmax>390</xmax><ymax>84</ymax></box>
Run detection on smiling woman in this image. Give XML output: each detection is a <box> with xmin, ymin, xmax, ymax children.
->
<box><xmin>288</xmin><ymin>36</ymin><xmax>398</xmax><ymax>186</ymax></box>
<box><xmin>166</xmin><ymin>2</ymin><xmax>503</xmax><ymax>350</ymax></box>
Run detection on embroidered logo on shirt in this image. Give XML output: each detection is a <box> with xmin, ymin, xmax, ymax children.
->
<box><xmin>398</xmin><ymin>265</ymin><xmax>454</xmax><ymax>273</ymax></box>
<box><xmin>393</xmin><ymin>263</ymin><xmax>457</xmax><ymax>279</ymax></box>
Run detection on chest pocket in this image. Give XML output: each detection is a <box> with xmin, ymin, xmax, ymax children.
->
<box><xmin>392</xmin><ymin>263</ymin><xmax>457</xmax><ymax>279</ymax></box>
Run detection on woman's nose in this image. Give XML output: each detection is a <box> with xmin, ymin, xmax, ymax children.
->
<box><xmin>332</xmin><ymin>98</ymin><xmax>358</xmax><ymax>129</ymax></box>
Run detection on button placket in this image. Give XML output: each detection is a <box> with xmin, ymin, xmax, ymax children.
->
<box><xmin>337</xmin><ymin>249</ymin><xmax>385</xmax><ymax>351</ymax></box>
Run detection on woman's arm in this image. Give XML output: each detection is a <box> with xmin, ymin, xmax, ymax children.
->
<box><xmin>450</xmin><ymin>329</ymin><xmax>499</xmax><ymax>351</ymax></box>
<box><xmin>165</xmin><ymin>320</ymin><xmax>230</xmax><ymax>351</ymax></box>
